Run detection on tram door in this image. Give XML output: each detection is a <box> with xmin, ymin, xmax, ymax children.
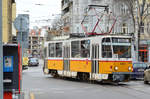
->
<box><xmin>63</xmin><ymin>46</ymin><xmax>70</xmax><ymax>71</ymax></box>
<box><xmin>91</xmin><ymin>44</ymin><xmax>99</xmax><ymax>74</ymax></box>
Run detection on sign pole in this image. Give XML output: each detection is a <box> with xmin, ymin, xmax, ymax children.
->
<box><xmin>0</xmin><ymin>0</ymin><xmax>3</xmax><ymax>98</ymax></box>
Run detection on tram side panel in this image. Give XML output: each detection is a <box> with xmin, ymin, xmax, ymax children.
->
<box><xmin>70</xmin><ymin>60</ymin><xmax>91</xmax><ymax>73</ymax></box>
<box><xmin>47</xmin><ymin>59</ymin><xmax>63</xmax><ymax>71</ymax></box>
<box><xmin>70</xmin><ymin>39</ymin><xmax>91</xmax><ymax>73</ymax></box>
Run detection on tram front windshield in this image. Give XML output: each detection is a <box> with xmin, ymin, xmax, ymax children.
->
<box><xmin>112</xmin><ymin>38</ymin><xmax>131</xmax><ymax>58</ymax></box>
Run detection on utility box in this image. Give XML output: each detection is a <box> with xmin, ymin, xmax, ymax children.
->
<box><xmin>3</xmin><ymin>44</ymin><xmax>22</xmax><ymax>98</ymax></box>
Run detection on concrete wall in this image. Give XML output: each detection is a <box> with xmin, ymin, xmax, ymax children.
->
<box><xmin>2</xmin><ymin>0</ymin><xmax>15</xmax><ymax>43</ymax></box>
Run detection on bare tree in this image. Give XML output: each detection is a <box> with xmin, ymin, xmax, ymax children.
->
<box><xmin>46</xmin><ymin>16</ymin><xmax>63</xmax><ymax>41</ymax></box>
<box><xmin>133</xmin><ymin>0</ymin><xmax>150</xmax><ymax>61</ymax></box>
<box><xmin>118</xmin><ymin>0</ymin><xmax>150</xmax><ymax>61</ymax></box>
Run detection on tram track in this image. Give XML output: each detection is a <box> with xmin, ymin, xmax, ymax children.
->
<box><xmin>98</xmin><ymin>81</ymin><xmax>150</xmax><ymax>99</ymax></box>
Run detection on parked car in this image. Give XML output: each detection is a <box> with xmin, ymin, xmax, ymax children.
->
<box><xmin>131</xmin><ymin>62</ymin><xmax>148</xmax><ymax>79</ymax></box>
<box><xmin>28</xmin><ymin>58</ymin><xmax>39</xmax><ymax>66</ymax></box>
<box><xmin>144</xmin><ymin>67</ymin><xmax>150</xmax><ymax>84</ymax></box>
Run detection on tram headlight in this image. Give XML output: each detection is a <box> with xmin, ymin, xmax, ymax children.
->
<box><xmin>128</xmin><ymin>67</ymin><xmax>132</xmax><ymax>71</ymax></box>
<box><xmin>114</xmin><ymin>66</ymin><xmax>118</xmax><ymax>71</ymax></box>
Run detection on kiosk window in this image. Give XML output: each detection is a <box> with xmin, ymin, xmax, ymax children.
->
<box><xmin>3</xmin><ymin>56</ymin><xmax>13</xmax><ymax>72</ymax></box>
<box><xmin>5</xmin><ymin>57</ymin><xmax>12</xmax><ymax>67</ymax></box>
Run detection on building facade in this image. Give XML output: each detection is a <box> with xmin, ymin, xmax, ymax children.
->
<box><xmin>61</xmin><ymin>0</ymin><xmax>134</xmax><ymax>35</ymax></box>
<box><xmin>2</xmin><ymin>0</ymin><xmax>16</xmax><ymax>43</ymax></box>
<box><xmin>137</xmin><ymin>0</ymin><xmax>150</xmax><ymax>63</ymax></box>
<box><xmin>28</xmin><ymin>28</ymin><xmax>44</xmax><ymax>58</ymax></box>
<box><xmin>61</xmin><ymin>0</ymin><xmax>150</xmax><ymax>63</ymax></box>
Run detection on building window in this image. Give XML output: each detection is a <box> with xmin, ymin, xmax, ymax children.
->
<box><xmin>122</xmin><ymin>23</ymin><xmax>128</xmax><ymax>33</ymax></box>
<box><xmin>139</xmin><ymin>45</ymin><xmax>148</xmax><ymax>62</ymax></box>
<box><xmin>75</xmin><ymin>0</ymin><xmax>79</xmax><ymax>5</ymax></box>
<box><xmin>77</xmin><ymin>27</ymin><xmax>79</xmax><ymax>33</ymax></box>
<box><xmin>147</xmin><ymin>23</ymin><xmax>150</xmax><ymax>33</ymax></box>
<box><xmin>120</xmin><ymin>3</ymin><xmax>128</xmax><ymax>14</ymax></box>
<box><xmin>140</xmin><ymin>22</ymin><xmax>144</xmax><ymax>33</ymax></box>
<box><xmin>84</xmin><ymin>7</ymin><xmax>88</xmax><ymax>14</ymax></box>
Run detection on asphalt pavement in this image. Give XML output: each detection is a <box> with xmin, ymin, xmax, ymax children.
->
<box><xmin>22</xmin><ymin>59</ymin><xmax>150</xmax><ymax>99</ymax></box>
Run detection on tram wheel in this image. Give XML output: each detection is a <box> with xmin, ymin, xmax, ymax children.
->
<box><xmin>82</xmin><ymin>73</ymin><xmax>89</xmax><ymax>81</ymax></box>
<box><xmin>144</xmin><ymin>81</ymin><xmax>149</xmax><ymax>84</ymax></box>
<box><xmin>51</xmin><ymin>70</ymin><xmax>59</xmax><ymax>78</ymax></box>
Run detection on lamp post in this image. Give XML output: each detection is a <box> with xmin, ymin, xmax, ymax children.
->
<box><xmin>0</xmin><ymin>0</ymin><xmax>3</xmax><ymax>98</ymax></box>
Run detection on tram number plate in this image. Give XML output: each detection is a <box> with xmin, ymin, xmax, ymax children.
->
<box><xmin>120</xmin><ymin>63</ymin><xmax>126</xmax><ymax>65</ymax></box>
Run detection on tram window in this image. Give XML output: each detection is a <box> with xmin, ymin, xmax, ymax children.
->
<box><xmin>112</xmin><ymin>38</ymin><xmax>131</xmax><ymax>43</ymax></box>
<box><xmin>113</xmin><ymin>46</ymin><xmax>131</xmax><ymax>58</ymax></box>
<box><xmin>56</xmin><ymin>43</ymin><xmax>62</xmax><ymax>57</ymax></box>
<box><xmin>81</xmin><ymin>40</ymin><xmax>90</xmax><ymax>58</ymax></box>
<box><xmin>102</xmin><ymin>38</ymin><xmax>111</xmax><ymax>42</ymax></box>
<box><xmin>102</xmin><ymin>45</ymin><xmax>112</xmax><ymax>58</ymax></box>
<box><xmin>71</xmin><ymin>41</ymin><xmax>80</xmax><ymax>58</ymax></box>
<box><xmin>48</xmin><ymin>43</ymin><xmax>55</xmax><ymax>57</ymax></box>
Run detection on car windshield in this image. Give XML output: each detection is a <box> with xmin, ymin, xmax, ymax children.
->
<box><xmin>142</xmin><ymin>64</ymin><xmax>147</xmax><ymax>68</ymax></box>
<box><xmin>30</xmin><ymin>58</ymin><xmax>38</xmax><ymax>62</ymax></box>
<box><xmin>133</xmin><ymin>63</ymin><xmax>147</xmax><ymax>68</ymax></box>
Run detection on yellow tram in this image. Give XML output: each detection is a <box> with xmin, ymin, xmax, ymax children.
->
<box><xmin>43</xmin><ymin>35</ymin><xmax>133</xmax><ymax>82</ymax></box>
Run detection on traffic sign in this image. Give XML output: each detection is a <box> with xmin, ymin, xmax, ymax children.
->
<box><xmin>14</xmin><ymin>15</ymin><xmax>29</xmax><ymax>32</ymax></box>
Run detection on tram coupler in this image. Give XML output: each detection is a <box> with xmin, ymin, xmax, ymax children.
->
<box><xmin>113</xmin><ymin>74</ymin><xmax>125</xmax><ymax>82</ymax></box>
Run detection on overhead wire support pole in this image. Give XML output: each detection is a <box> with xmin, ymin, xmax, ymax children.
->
<box><xmin>0</xmin><ymin>0</ymin><xmax>3</xmax><ymax>98</ymax></box>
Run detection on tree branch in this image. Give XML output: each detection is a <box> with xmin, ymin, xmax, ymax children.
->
<box><xmin>143</xmin><ymin>13</ymin><xmax>150</xmax><ymax>21</ymax></box>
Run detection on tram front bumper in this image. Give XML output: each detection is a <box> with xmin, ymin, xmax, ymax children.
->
<box><xmin>112</xmin><ymin>72</ymin><xmax>132</xmax><ymax>82</ymax></box>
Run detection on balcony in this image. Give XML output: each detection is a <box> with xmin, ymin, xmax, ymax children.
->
<box><xmin>62</xmin><ymin>1</ymin><xmax>70</xmax><ymax>11</ymax></box>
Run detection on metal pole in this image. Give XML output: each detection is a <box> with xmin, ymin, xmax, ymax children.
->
<box><xmin>20</xmin><ymin>17</ymin><xmax>23</xmax><ymax>57</ymax></box>
<box><xmin>0</xmin><ymin>0</ymin><xmax>3</xmax><ymax>98</ymax></box>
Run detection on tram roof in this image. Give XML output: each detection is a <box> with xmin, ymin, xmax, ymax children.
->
<box><xmin>46</xmin><ymin>33</ymin><xmax>132</xmax><ymax>42</ymax></box>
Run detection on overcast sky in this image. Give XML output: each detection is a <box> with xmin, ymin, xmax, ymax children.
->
<box><xmin>16</xmin><ymin>0</ymin><xmax>61</xmax><ymax>28</ymax></box>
